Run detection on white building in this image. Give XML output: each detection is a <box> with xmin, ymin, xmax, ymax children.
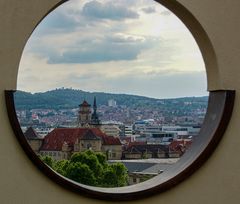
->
<box><xmin>35</xmin><ymin>127</ymin><xmax>54</xmax><ymax>138</ymax></box>
<box><xmin>108</xmin><ymin>99</ymin><xmax>117</xmax><ymax>107</ymax></box>
<box><xmin>162</xmin><ymin>126</ymin><xmax>189</xmax><ymax>137</ymax></box>
<box><xmin>100</xmin><ymin>124</ymin><xmax>121</xmax><ymax>137</ymax></box>
<box><xmin>125</xmin><ymin>125</ymin><xmax>133</xmax><ymax>137</ymax></box>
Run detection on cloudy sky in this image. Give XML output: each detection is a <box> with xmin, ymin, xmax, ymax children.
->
<box><xmin>18</xmin><ymin>0</ymin><xmax>207</xmax><ymax>99</ymax></box>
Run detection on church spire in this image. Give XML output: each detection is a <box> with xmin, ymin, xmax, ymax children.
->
<box><xmin>91</xmin><ymin>96</ymin><xmax>101</xmax><ymax>126</ymax></box>
<box><xmin>93</xmin><ymin>96</ymin><xmax>97</xmax><ymax>114</ymax></box>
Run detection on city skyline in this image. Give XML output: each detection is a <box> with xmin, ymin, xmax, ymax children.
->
<box><xmin>17</xmin><ymin>0</ymin><xmax>207</xmax><ymax>99</ymax></box>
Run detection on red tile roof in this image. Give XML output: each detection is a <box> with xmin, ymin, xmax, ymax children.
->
<box><xmin>128</xmin><ymin>141</ymin><xmax>147</xmax><ymax>148</ymax></box>
<box><xmin>40</xmin><ymin>128</ymin><xmax>121</xmax><ymax>151</ymax></box>
<box><xmin>169</xmin><ymin>140</ymin><xmax>192</xmax><ymax>152</ymax></box>
<box><xmin>101</xmin><ymin>135</ymin><xmax>122</xmax><ymax>146</ymax></box>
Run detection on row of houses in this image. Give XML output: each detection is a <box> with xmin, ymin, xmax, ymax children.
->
<box><xmin>25</xmin><ymin>127</ymin><xmax>192</xmax><ymax>161</ymax></box>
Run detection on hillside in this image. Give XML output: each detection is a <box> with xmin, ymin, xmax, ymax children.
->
<box><xmin>14</xmin><ymin>88</ymin><xmax>208</xmax><ymax>110</ymax></box>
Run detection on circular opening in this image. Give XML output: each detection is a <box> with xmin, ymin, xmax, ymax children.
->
<box><xmin>9</xmin><ymin>0</ymin><xmax>233</xmax><ymax>200</ymax></box>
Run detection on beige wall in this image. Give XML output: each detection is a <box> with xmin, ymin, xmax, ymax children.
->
<box><xmin>0</xmin><ymin>0</ymin><xmax>240</xmax><ymax>203</ymax></box>
<box><xmin>102</xmin><ymin>145</ymin><xmax>122</xmax><ymax>160</ymax></box>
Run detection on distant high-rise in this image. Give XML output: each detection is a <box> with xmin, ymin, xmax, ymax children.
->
<box><xmin>108</xmin><ymin>99</ymin><xmax>117</xmax><ymax>107</ymax></box>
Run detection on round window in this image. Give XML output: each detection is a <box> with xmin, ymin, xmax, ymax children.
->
<box><xmin>5</xmin><ymin>0</ymin><xmax>235</xmax><ymax>200</ymax></box>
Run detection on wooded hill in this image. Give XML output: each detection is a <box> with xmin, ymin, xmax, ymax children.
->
<box><xmin>14</xmin><ymin>88</ymin><xmax>208</xmax><ymax>110</ymax></box>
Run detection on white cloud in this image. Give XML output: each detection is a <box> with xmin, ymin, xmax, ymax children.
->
<box><xmin>82</xmin><ymin>0</ymin><xmax>139</xmax><ymax>20</ymax></box>
<box><xmin>18</xmin><ymin>0</ymin><xmax>207</xmax><ymax>98</ymax></box>
<box><xmin>142</xmin><ymin>7</ymin><xmax>156</xmax><ymax>14</ymax></box>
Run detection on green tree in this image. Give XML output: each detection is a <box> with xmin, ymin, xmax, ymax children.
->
<box><xmin>70</xmin><ymin>151</ymin><xmax>103</xmax><ymax>178</ymax></box>
<box><xmin>101</xmin><ymin>163</ymin><xmax>128</xmax><ymax>187</ymax></box>
<box><xmin>66</xmin><ymin>162</ymin><xmax>97</xmax><ymax>186</ymax></box>
<box><xmin>54</xmin><ymin>160</ymin><xmax>69</xmax><ymax>176</ymax></box>
<box><xmin>95</xmin><ymin>152</ymin><xmax>107</xmax><ymax>167</ymax></box>
<box><xmin>101</xmin><ymin>168</ymin><xmax>118</xmax><ymax>187</ymax></box>
<box><xmin>111</xmin><ymin>163</ymin><xmax>128</xmax><ymax>186</ymax></box>
<box><xmin>40</xmin><ymin>155</ymin><xmax>55</xmax><ymax>169</ymax></box>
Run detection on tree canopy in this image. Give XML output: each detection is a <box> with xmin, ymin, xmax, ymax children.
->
<box><xmin>40</xmin><ymin>150</ymin><xmax>128</xmax><ymax>187</ymax></box>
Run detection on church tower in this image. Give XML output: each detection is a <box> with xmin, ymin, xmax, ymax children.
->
<box><xmin>77</xmin><ymin>97</ymin><xmax>101</xmax><ymax>127</ymax></box>
<box><xmin>77</xmin><ymin>100</ymin><xmax>91</xmax><ymax>127</ymax></box>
